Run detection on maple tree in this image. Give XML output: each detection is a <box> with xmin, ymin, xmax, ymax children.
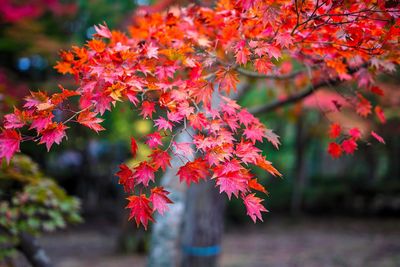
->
<box><xmin>0</xmin><ymin>0</ymin><xmax>399</xmax><ymax>229</ymax></box>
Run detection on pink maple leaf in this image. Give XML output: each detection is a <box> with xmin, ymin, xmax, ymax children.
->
<box><xmin>133</xmin><ymin>162</ymin><xmax>155</xmax><ymax>186</ymax></box>
<box><xmin>39</xmin><ymin>123</ymin><xmax>68</xmax><ymax>151</ymax></box>
<box><xmin>0</xmin><ymin>129</ymin><xmax>21</xmax><ymax>163</ymax></box>
<box><xmin>243</xmin><ymin>193</ymin><xmax>268</xmax><ymax>223</ymax></box>
<box><xmin>154</xmin><ymin>117</ymin><xmax>173</xmax><ymax>131</ymax></box>
<box><xmin>145</xmin><ymin>132</ymin><xmax>163</xmax><ymax>148</ymax></box>
<box><xmin>150</xmin><ymin>187</ymin><xmax>173</xmax><ymax>215</ymax></box>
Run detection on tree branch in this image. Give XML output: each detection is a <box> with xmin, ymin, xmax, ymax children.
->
<box><xmin>236</xmin><ymin>68</ymin><xmax>304</xmax><ymax>80</ymax></box>
<box><xmin>249</xmin><ymin>65</ymin><xmax>365</xmax><ymax>115</ymax></box>
<box><xmin>17</xmin><ymin>232</ymin><xmax>53</xmax><ymax>267</ymax></box>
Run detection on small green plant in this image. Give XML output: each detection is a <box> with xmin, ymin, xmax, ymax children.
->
<box><xmin>0</xmin><ymin>154</ymin><xmax>81</xmax><ymax>259</ymax></box>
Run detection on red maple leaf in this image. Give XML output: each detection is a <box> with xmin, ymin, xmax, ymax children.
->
<box><xmin>243</xmin><ymin>193</ymin><xmax>268</xmax><ymax>223</ymax></box>
<box><xmin>130</xmin><ymin>137</ymin><xmax>138</xmax><ymax>158</ymax></box>
<box><xmin>177</xmin><ymin>158</ymin><xmax>209</xmax><ymax>185</ymax></box>
<box><xmin>126</xmin><ymin>194</ymin><xmax>154</xmax><ymax>230</ymax></box>
<box><xmin>140</xmin><ymin>101</ymin><xmax>156</xmax><ymax>119</ymax></box>
<box><xmin>374</xmin><ymin>106</ymin><xmax>386</xmax><ymax>124</ymax></box>
<box><xmin>116</xmin><ymin>164</ymin><xmax>135</xmax><ymax>192</ymax></box>
<box><xmin>150</xmin><ymin>187</ymin><xmax>173</xmax><ymax>215</ymax></box>
<box><xmin>216</xmin><ymin>67</ymin><xmax>239</xmax><ymax>94</ymax></box>
<box><xmin>77</xmin><ymin>110</ymin><xmax>105</xmax><ymax>133</ymax></box>
<box><xmin>149</xmin><ymin>149</ymin><xmax>171</xmax><ymax>171</ymax></box>
<box><xmin>329</xmin><ymin>123</ymin><xmax>341</xmax><ymax>139</ymax></box>
<box><xmin>356</xmin><ymin>94</ymin><xmax>372</xmax><ymax>117</ymax></box>
<box><xmin>328</xmin><ymin>142</ymin><xmax>342</xmax><ymax>158</ymax></box>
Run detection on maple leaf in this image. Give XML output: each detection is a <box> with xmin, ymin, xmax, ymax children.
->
<box><xmin>140</xmin><ymin>101</ymin><xmax>156</xmax><ymax>119</ymax></box>
<box><xmin>0</xmin><ymin>129</ymin><xmax>21</xmax><ymax>163</ymax></box>
<box><xmin>144</xmin><ymin>42</ymin><xmax>159</xmax><ymax>59</ymax></box>
<box><xmin>116</xmin><ymin>164</ymin><xmax>135</xmax><ymax>192</ymax></box>
<box><xmin>177</xmin><ymin>158</ymin><xmax>209</xmax><ymax>186</ymax></box>
<box><xmin>243</xmin><ymin>125</ymin><xmax>265</xmax><ymax>144</ymax></box>
<box><xmin>173</xmin><ymin>142</ymin><xmax>194</xmax><ymax>158</ymax></box>
<box><xmin>149</xmin><ymin>150</ymin><xmax>171</xmax><ymax>171</ymax></box>
<box><xmin>342</xmin><ymin>139</ymin><xmax>358</xmax><ymax>154</ymax></box>
<box><xmin>265</xmin><ymin>129</ymin><xmax>280</xmax><ymax>149</ymax></box>
<box><xmin>235</xmin><ymin>46</ymin><xmax>250</xmax><ymax>65</ymax></box>
<box><xmin>256</xmin><ymin>156</ymin><xmax>282</xmax><ymax>177</ymax></box>
<box><xmin>248</xmin><ymin>178</ymin><xmax>268</xmax><ymax>195</ymax></box>
<box><xmin>4</xmin><ymin>108</ymin><xmax>27</xmax><ymax>129</ymax></box>
<box><xmin>265</xmin><ymin>45</ymin><xmax>281</xmax><ymax>60</ymax></box>
<box><xmin>30</xmin><ymin>114</ymin><xmax>54</xmax><ymax>132</ymax></box>
<box><xmin>215</xmin><ymin>68</ymin><xmax>239</xmax><ymax>94</ymax></box>
<box><xmin>374</xmin><ymin>106</ymin><xmax>386</xmax><ymax>124</ymax></box>
<box><xmin>328</xmin><ymin>142</ymin><xmax>342</xmax><ymax>158</ymax></box>
<box><xmin>371</xmin><ymin>131</ymin><xmax>385</xmax><ymax>144</ymax></box>
<box><xmin>94</xmin><ymin>23</ymin><xmax>112</xmax><ymax>39</ymax></box>
<box><xmin>275</xmin><ymin>32</ymin><xmax>294</xmax><ymax>48</ymax></box>
<box><xmin>215</xmin><ymin>171</ymin><xmax>249</xmax><ymax>199</ymax></box>
<box><xmin>133</xmin><ymin>162</ymin><xmax>155</xmax><ymax>186</ymax></box>
<box><xmin>356</xmin><ymin>94</ymin><xmax>372</xmax><ymax>117</ymax></box>
<box><xmin>130</xmin><ymin>137</ymin><xmax>138</xmax><ymax>158</ymax></box>
<box><xmin>349</xmin><ymin>128</ymin><xmax>361</xmax><ymax>140</ymax></box>
<box><xmin>77</xmin><ymin>110</ymin><xmax>105</xmax><ymax>133</ymax></box>
<box><xmin>329</xmin><ymin>123</ymin><xmax>341</xmax><ymax>139</ymax></box>
<box><xmin>154</xmin><ymin>117</ymin><xmax>173</xmax><ymax>131</ymax></box>
<box><xmin>370</xmin><ymin>86</ymin><xmax>384</xmax><ymax>96</ymax></box>
<box><xmin>188</xmin><ymin>113</ymin><xmax>208</xmax><ymax>131</ymax></box>
<box><xmin>39</xmin><ymin>123</ymin><xmax>68</xmax><ymax>151</ymax></box>
<box><xmin>237</xmin><ymin>109</ymin><xmax>255</xmax><ymax>127</ymax></box>
<box><xmin>243</xmin><ymin>194</ymin><xmax>268</xmax><ymax>223</ymax></box>
<box><xmin>126</xmin><ymin>194</ymin><xmax>154</xmax><ymax>230</ymax></box>
<box><xmin>145</xmin><ymin>132</ymin><xmax>163</xmax><ymax>148</ymax></box>
<box><xmin>254</xmin><ymin>58</ymin><xmax>273</xmax><ymax>74</ymax></box>
<box><xmin>235</xmin><ymin>140</ymin><xmax>261</xmax><ymax>164</ymax></box>
<box><xmin>150</xmin><ymin>187</ymin><xmax>173</xmax><ymax>215</ymax></box>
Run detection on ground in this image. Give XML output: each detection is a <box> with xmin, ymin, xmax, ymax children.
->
<box><xmin>8</xmin><ymin>217</ymin><xmax>400</xmax><ymax>267</ymax></box>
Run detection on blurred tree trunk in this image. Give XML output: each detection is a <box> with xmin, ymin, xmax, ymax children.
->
<box><xmin>17</xmin><ymin>232</ymin><xmax>52</xmax><ymax>267</ymax></box>
<box><xmin>291</xmin><ymin>116</ymin><xmax>307</xmax><ymax>215</ymax></box>
<box><xmin>181</xmin><ymin>181</ymin><xmax>225</xmax><ymax>267</ymax></box>
<box><xmin>147</xmin><ymin>131</ymin><xmax>193</xmax><ymax>267</ymax></box>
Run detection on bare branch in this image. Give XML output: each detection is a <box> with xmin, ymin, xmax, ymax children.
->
<box><xmin>236</xmin><ymin>68</ymin><xmax>304</xmax><ymax>80</ymax></box>
<box><xmin>249</xmin><ymin>65</ymin><xmax>366</xmax><ymax>115</ymax></box>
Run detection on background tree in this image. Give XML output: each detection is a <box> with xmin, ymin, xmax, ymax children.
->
<box><xmin>0</xmin><ymin>0</ymin><xmax>399</xmax><ymax>266</ymax></box>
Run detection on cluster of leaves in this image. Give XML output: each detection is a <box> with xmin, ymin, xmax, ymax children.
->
<box><xmin>0</xmin><ymin>155</ymin><xmax>81</xmax><ymax>259</ymax></box>
<box><xmin>0</xmin><ymin>0</ymin><xmax>77</xmax><ymax>23</ymax></box>
<box><xmin>0</xmin><ymin>0</ymin><xmax>399</xmax><ymax>228</ymax></box>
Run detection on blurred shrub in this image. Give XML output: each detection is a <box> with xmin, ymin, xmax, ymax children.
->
<box><xmin>0</xmin><ymin>155</ymin><xmax>81</xmax><ymax>259</ymax></box>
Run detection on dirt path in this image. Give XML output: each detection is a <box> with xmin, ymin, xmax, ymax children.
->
<box><xmin>34</xmin><ymin>218</ymin><xmax>400</xmax><ymax>267</ymax></box>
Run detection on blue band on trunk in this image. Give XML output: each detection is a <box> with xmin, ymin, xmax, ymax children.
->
<box><xmin>182</xmin><ymin>245</ymin><xmax>221</xmax><ymax>256</ymax></box>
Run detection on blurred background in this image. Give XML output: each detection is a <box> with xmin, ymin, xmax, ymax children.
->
<box><xmin>0</xmin><ymin>1</ymin><xmax>399</xmax><ymax>267</ymax></box>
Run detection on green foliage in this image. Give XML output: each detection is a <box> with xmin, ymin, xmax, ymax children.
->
<box><xmin>0</xmin><ymin>155</ymin><xmax>81</xmax><ymax>259</ymax></box>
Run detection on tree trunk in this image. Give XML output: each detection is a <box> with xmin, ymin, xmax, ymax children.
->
<box><xmin>181</xmin><ymin>180</ymin><xmax>225</xmax><ymax>267</ymax></box>
<box><xmin>291</xmin><ymin>116</ymin><xmax>307</xmax><ymax>215</ymax></box>
<box><xmin>147</xmin><ymin>131</ymin><xmax>193</xmax><ymax>267</ymax></box>
<box><xmin>17</xmin><ymin>232</ymin><xmax>52</xmax><ymax>267</ymax></box>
